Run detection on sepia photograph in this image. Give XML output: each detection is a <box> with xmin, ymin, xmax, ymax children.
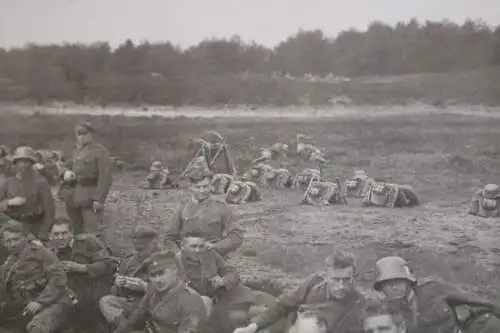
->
<box><xmin>1</xmin><ymin>0</ymin><xmax>500</xmax><ymax>332</ymax></box>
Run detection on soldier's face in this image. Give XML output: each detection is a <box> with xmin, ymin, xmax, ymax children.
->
<box><xmin>75</xmin><ymin>129</ymin><xmax>92</xmax><ymax>146</ymax></box>
<box><xmin>15</xmin><ymin>159</ymin><xmax>32</xmax><ymax>174</ymax></box>
<box><xmin>190</xmin><ymin>177</ymin><xmax>211</xmax><ymax>201</ymax></box>
<box><xmin>2</xmin><ymin>231</ymin><xmax>27</xmax><ymax>253</ymax></box>
<box><xmin>326</xmin><ymin>266</ymin><xmax>354</xmax><ymax>300</ymax></box>
<box><xmin>380</xmin><ymin>280</ymin><xmax>409</xmax><ymax>300</ymax></box>
<box><xmin>49</xmin><ymin>223</ymin><xmax>73</xmax><ymax>248</ymax></box>
<box><xmin>363</xmin><ymin>314</ymin><xmax>403</xmax><ymax>333</ymax></box>
<box><xmin>182</xmin><ymin>237</ymin><xmax>208</xmax><ymax>258</ymax></box>
<box><xmin>149</xmin><ymin>266</ymin><xmax>178</xmax><ymax>290</ymax></box>
<box><xmin>133</xmin><ymin>238</ymin><xmax>158</xmax><ymax>256</ymax></box>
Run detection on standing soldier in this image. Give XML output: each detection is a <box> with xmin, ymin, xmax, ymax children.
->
<box><xmin>0</xmin><ymin>221</ymin><xmax>70</xmax><ymax>333</ymax></box>
<box><xmin>0</xmin><ymin>146</ymin><xmax>55</xmax><ymax>240</ymax></box>
<box><xmin>374</xmin><ymin>256</ymin><xmax>500</xmax><ymax>333</ymax></box>
<box><xmin>112</xmin><ymin>251</ymin><xmax>209</xmax><ymax>333</ymax></box>
<box><xmin>47</xmin><ymin>219</ymin><xmax>117</xmax><ymax>332</ymax></box>
<box><xmin>165</xmin><ymin>167</ymin><xmax>243</xmax><ymax>258</ymax></box>
<box><xmin>233</xmin><ymin>248</ymin><xmax>365</xmax><ymax>333</ymax></box>
<box><xmin>59</xmin><ymin>122</ymin><xmax>113</xmax><ymax>237</ymax></box>
<box><xmin>99</xmin><ymin>225</ymin><xmax>162</xmax><ymax>326</ymax></box>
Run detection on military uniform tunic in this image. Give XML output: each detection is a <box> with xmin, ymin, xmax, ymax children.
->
<box><xmin>0</xmin><ymin>241</ymin><xmax>69</xmax><ymax>333</ymax></box>
<box><xmin>0</xmin><ymin>171</ymin><xmax>55</xmax><ymax>239</ymax></box>
<box><xmin>114</xmin><ymin>281</ymin><xmax>209</xmax><ymax>333</ymax></box>
<box><xmin>165</xmin><ymin>198</ymin><xmax>243</xmax><ymax>257</ymax></box>
<box><xmin>52</xmin><ymin>233</ymin><xmax>116</xmax><ymax>306</ymax></box>
<box><xmin>252</xmin><ymin>273</ymin><xmax>365</xmax><ymax>333</ymax></box>
<box><xmin>60</xmin><ymin>141</ymin><xmax>113</xmax><ymax>235</ymax></box>
<box><xmin>407</xmin><ymin>279</ymin><xmax>500</xmax><ymax>333</ymax></box>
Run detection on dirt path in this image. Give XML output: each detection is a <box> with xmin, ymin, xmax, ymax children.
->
<box><xmin>3</xmin><ymin>103</ymin><xmax>500</xmax><ymax>120</ymax></box>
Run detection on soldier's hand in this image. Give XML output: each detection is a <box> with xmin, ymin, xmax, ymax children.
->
<box><xmin>123</xmin><ymin>277</ymin><xmax>147</xmax><ymax>291</ymax></box>
<box><xmin>233</xmin><ymin>323</ymin><xmax>258</xmax><ymax>333</ymax></box>
<box><xmin>24</xmin><ymin>301</ymin><xmax>43</xmax><ymax>316</ymax></box>
<box><xmin>210</xmin><ymin>275</ymin><xmax>225</xmax><ymax>288</ymax></box>
<box><xmin>34</xmin><ymin>163</ymin><xmax>44</xmax><ymax>171</ymax></box>
<box><xmin>7</xmin><ymin>196</ymin><xmax>27</xmax><ymax>206</ymax></box>
<box><xmin>115</xmin><ymin>275</ymin><xmax>126</xmax><ymax>287</ymax></box>
<box><xmin>63</xmin><ymin>170</ymin><xmax>76</xmax><ymax>182</ymax></box>
<box><xmin>93</xmin><ymin>201</ymin><xmax>104</xmax><ymax>212</ymax></box>
<box><xmin>61</xmin><ymin>261</ymin><xmax>88</xmax><ymax>273</ymax></box>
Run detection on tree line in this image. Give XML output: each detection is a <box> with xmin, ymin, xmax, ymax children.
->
<box><xmin>0</xmin><ymin>18</ymin><xmax>499</xmax><ymax>106</ymax></box>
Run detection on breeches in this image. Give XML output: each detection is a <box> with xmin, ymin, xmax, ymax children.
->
<box><xmin>99</xmin><ymin>295</ymin><xmax>136</xmax><ymax>324</ymax></box>
<box><xmin>65</xmin><ymin>205</ymin><xmax>104</xmax><ymax>236</ymax></box>
<box><xmin>0</xmin><ymin>302</ymin><xmax>70</xmax><ymax>333</ymax></box>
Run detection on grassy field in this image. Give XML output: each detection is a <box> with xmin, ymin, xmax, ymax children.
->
<box><xmin>2</xmin><ymin>108</ymin><xmax>500</xmax><ymax>301</ymax></box>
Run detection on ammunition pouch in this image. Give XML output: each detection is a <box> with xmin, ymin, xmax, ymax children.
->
<box><xmin>77</xmin><ymin>177</ymin><xmax>98</xmax><ymax>187</ymax></box>
<box><xmin>5</xmin><ymin>207</ymin><xmax>44</xmax><ymax>224</ymax></box>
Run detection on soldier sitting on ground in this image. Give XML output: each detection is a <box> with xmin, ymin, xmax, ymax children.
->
<box><xmin>301</xmin><ymin>179</ymin><xmax>342</xmax><ymax>206</ymax></box>
<box><xmin>233</xmin><ymin>248</ymin><xmax>365</xmax><ymax>333</ymax></box>
<box><xmin>468</xmin><ymin>184</ymin><xmax>500</xmax><ymax>218</ymax></box>
<box><xmin>0</xmin><ymin>221</ymin><xmax>70</xmax><ymax>333</ymax></box>
<box><xmin>243</xmin><ymin>163</ymin><xmax>292</xmax><ymax>189</ymax></box>
<box><xmin>145</xmin><ymin>160</ymin><xmax>174</xmax><ymax>189</ymax></box>
<box><xmin>225</xmin><ymin>180</ymin><xmax>262</xmax><ymax>205</ymax></box>
<box><xmin>373</xmin><ymin>256</ymin><xmax>500</xmax><ymax>333</ymax></box>
<box><xmin>342</xmin><ymin>170</ymin><xmax>374</xmax><ymax>198</ymax></box>
<box><xmin>179</xmin><ymin>231</ymin><xmax>266</xmax><ymax>332</ymax></box>
<box><xmin>165</xmin><ymin>167</ymin><xmax>244</xmax><ymax>258</ymax></box>
<box><xmin>47</xmin><ymin>219</ymin><xmax>117</xmax><ymax>333</ymax></box>
<box><xmin>251</xmin><ymin>143</ymin><xmax>289</xmax><ymax>165</ymax></box>
<box><xmin>212</xmin><ymin>173</ymin><xmax>234</xmax><ymax>194</ymax></box>
<box><xmin>292</xmin><ymin>168</ymin><xmax>322</xmax><ymax>190</ymax></box>
<box><xmin>0</xmin><ymin>146</ymin><xmax>56</xmax><ymax>241</ymax></box>
<box><xmin>99</xmin><ymin>225</ymin><xmax>162</xmax><ymax>327</ymax></box>
<box><xmin>295</xmin><ymin>134</ymin><xmax>328</xmax><ymax>164</ymax></box>
<box><xmin>363</xmin><ymin>181</ymin><xmax>420</xmax><ymax>208</ymax></box>
<box><xmin>112</xmin><ymin>251</ymin><xmax>209</xmax><ymax>333</ymax></box>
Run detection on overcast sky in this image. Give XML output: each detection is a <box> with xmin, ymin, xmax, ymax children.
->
<box><xmin>1</xmin><ymin>0</ymin><xmax>499</xmax><ymax>49</ymax></box>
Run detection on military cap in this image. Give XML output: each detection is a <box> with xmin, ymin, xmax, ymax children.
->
<box><xmin>146</xmin><ymin>251</ymin><xmax>178</xmax><ymax>275</ymax></box>
<box><xmin>183</xmin><ymin>230</ymin><xmax>207</xmax><ymax>240</ymax></box>
<box><xmin>76</xmin><ymin>121</ymin><xmax>95</xmax><ymax>133</ymax></box>
<box><xmin>132</xmin><ymin>225</ymin><xmax>159</xmax><ymax>240</ymax></box>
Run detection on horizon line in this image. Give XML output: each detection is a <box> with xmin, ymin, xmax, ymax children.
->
<box><xmin>1</xmin><ymin>16</ymin><xmax>497</xmax><ymax>52</ymax></box>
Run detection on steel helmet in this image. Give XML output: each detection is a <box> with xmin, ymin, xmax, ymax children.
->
<box><xmin>483</xmin><ymin>184</ymin><xmax>500</xmax><ymax>199</ymax></box>
<box><xmin>373</xmin><ymin>256</ymin><xmax>417</xmax><ymax>291</ymax></box>
<box><xmin>11</xmin><ymin>146</ymin><xmax>37</xmax><ymax>164</ymax></box>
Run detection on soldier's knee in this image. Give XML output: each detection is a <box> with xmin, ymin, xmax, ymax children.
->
<box><xmin>201</xmin><ymin>296</ymin><xmax>213</xmax><ymax>317</ymax></box>
<box><xmin>26</xmin><ymin>315</ymin><xmax>53</xmax><ymax>333</ymax></box>
<box><xmin>99</xmin><ymin>295</ymin><xmax>113</xmax><ymax>312</ymax></box>
<box><xmin>228</xmin><ymin>308</ymin><xmax>250</xmax><ymax>326</ymax></box>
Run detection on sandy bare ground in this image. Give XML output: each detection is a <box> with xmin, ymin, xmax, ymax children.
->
<box><xmin>3</xmin><ymin>103</ymin><xmax>500</xmax><ymax>120</ymax></box>
<box><xmin>4</xmin><ymin>105</ymin><xmax>500</xmax><ymax>302</ymax></box>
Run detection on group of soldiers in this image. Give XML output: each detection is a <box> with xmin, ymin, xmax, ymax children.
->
<box><xmin>145</xmin><ymin>132</ymin><xmax>422</xmax><ymax>209</ymax></box>
<box><xmin>1</xmin><ymin>121</ymin><xmax>500</xmax><ymax>333</ymax></box>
